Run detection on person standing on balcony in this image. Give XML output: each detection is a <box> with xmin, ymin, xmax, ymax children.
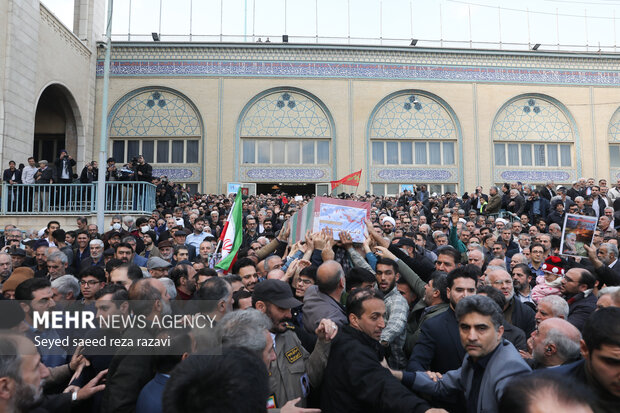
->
<box><xmin>54</xmin><ymin>149</ymin><xmax>76</xmax><ymax>210</ymax></box>
<box><xmin>55</xmin><ymin>149</ymin><xmax>76</xmax><ymax>184</ymax></box>
<box><xmin>34</xmin><ymin>160</ymin><xmax>55</xmax><ymax>212</ymax></box>
<box><xmin>3</xmin><ymin>160</ymin><xmax>22</xmax><ymax>212</ymax></box>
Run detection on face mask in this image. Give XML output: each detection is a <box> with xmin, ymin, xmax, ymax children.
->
<box><xmin>278</xmin><ymin>216</ymin><xmax>285</xmax><ymax>221</ymax></box>
<box><xmin>141</xmin><ymin>225</ymin><xmax>150</xmax><ymax>233</ymax></box>
<box><xmin>112</xmin><ymin>223</ymin><xmax>121</xmax><ymax>231</ymax></box>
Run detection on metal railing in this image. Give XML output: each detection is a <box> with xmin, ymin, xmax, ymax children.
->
<box><xmin>0</xmin><ymin>182</ymin><xmax>156</xmax><ymax>215</ymax></box>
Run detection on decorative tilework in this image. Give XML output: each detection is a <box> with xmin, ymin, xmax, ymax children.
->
<box><xmin>97</xmin><ymin>59</ymin><xmax>620</xmax><ymax>86</ymax></box>
<box><xmin>152</xmin><ymin>167</ymin><xmax>200</xmax><ymax>181</ymax></box>
<box><xmin>493</xmin><ymin>97</ymin><xmax>573</xmax><ymax>142</ymax></box>
<box><xmin>370</xmin><ymin>94</ymin><xmax>456</xmax><ymax>139</ymax></box>
<box><xmin>240</xmin><ymin>91</ymin><xmax>330</xmax><ymax>138</ymax></box>
<box><xmin>608</xmin><ymin>107</ymin><xmax>620</xmax><ymax>142</ymax></box>
<box><xmin>109</xmin><ymin>89</ymin><xmax>201</xmax><ymax>137</ymax></box>
<box><xmin>99</xmin><ymin>44</ymin><xmax>620</xmax><ymax>73</ymax></box>
<box><xmin>373</xmin><ymin>168</ymin><xmax>454</xmax><ymax>182</ymax></box>
<box><xmin>498</xmin><ymin>169</ymin><xmax>572</xmax><ymax>182</ymax></box>
<box><xmin>240</xmin><ymin>167</ymin><xmax>330</xmax><ymax>182</ymax></box>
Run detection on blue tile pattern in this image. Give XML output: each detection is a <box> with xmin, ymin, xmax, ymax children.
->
<box><xmin>97</xmin><ymin>60</ymin><xmax>620</xmax><ymax>86</ymax></box>
<box><xmin>241</xmin><ymin>167</ymin><xmax>328</xmax><ymax>182</ymax></box>
<box><xmin>492</xmin><ymin>97</ymin><xmax>573</xmax><ymax>142</ymax></box>
<box><xmin>375</xmin><ymin>168</ymin><xmax>453</xmax><ymax>181</ymax></box>
<box><xmin>152</xmin><ymin>168</ymin><xmax>200</xmax><ymax>181</ymax></box>
<box><xmin>370</xmin><ymin>94</ymin><xmax>456</xmax><ymax>139</ymax></box>
<box><xmin>499</xmin><ymin>170</ymin><xmax>571</xmax><ymax>182</ymax></box>
<box><xmin>240</xmin><ymin>91</ymin><xmax>330</xmax><ymax>137</ymax></box>
<box><xmin>109</xmin><ymin>89</ymin><xmax>200</xmax><ymax>137</ymax></box>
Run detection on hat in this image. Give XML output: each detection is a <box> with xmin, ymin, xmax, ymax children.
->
<box><xmin>394</xmin><ymin>237</ymin><xmax>415</xmax><ymax>248</ymax></box>
<box><xmin>158</xmin><ymin>240</ymin><xmax>173</xmax><ymax>249</ymax></box>
<box><xmin>8</xmin><ymin>247</ymin><xmax>25</xmax><ymax>257</ymax></box>
<box><xmin>1</xmin><ymin>267</ymin><xmax>34</xmax><ymax>292</ymax></box>
<box><xmin>109</xmin><ymin>231</ymin><xmax>122</xmax><ymax>239</ymax></box>
<box><xmin>147</xmin><ymin>256</ymin><xmax>172</xmax><ymax>270</ymax></box>
<box><xmin>174</xmin><ymin>229</ymin><xmax>188</xmax><ymax>237</ymax></box>
<box><xmin>495</xmin><ymin>218</ymin><xmax>508</xmax><ymax>225</ymax></box>
<box><xmin>541</xmin><ymin>256</ymin><xmax>567</xmax><ymax>276</ymax></box>
<box><xmin>253</xmin><ymin>279</ymin><xmax>302</xmax><ymax>309</ymax></box>
<box><xmin>382</xmin><ymin>216</ymin><xmax>396</xmax><ymax>227</ymax></box>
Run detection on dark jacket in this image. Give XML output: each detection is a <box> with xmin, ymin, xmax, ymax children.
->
<box><xmin>539</xmin><ymin>186</ymin><xmax>556</xmax><ymax>201</ymax></box>
<box><xmin>136</xmin><ymin>162</ymin><xmax>152</xmax><ymax>182</ymax></box>
<box><xmin>135</xmin><ymin>372</ymin><xmax>168</xmax><ymax>413</ymax></box>
<box><xmin>35</xmin><ymin>166</ymin><xmax>56</xmax><ymax>183</ymax></box>
<box><xmin>54</xmin><ymin>156</ymin><xmax>76</xmax><ymax>181</ymax></box>
<box><xmin>320</xmin><ymin>325</ymin><xmax>431</xmax><ymax>413</ymax></box>
<box><xmin>408</xmin><ymin>307</ymin><xmax>465</xmax><ymax>374</ymax></box>
<box><xmin>403</xmin><ymin>339</ymin><xmax>531</xmax><ymax>413</ymax></box>
<box><xmin>567</xmin><ymin>291</ymin><xmax>598</xmax><ymax>332</ymax></box>
<box><xmin>544</xmin><ymin>359</ymin><xmax>618</xmax><ymax>413</ymax></box>
<box><xmin>80</xmin><ymin>165</ymin><xmax>98</xmax><ymax>183</ymax></box>
<box><xmin>404</xmin><ymin>302</ymin><xmax>450</xmax><ymax>359</ymax></box>
<box><xmin>2</xmin><ymin>168</ymin><xmax>21</xmax><ymax>183</ymax></box>
<box><xmin>302</xmin><ymin>285</ymin><xmax>347</xmax><ymax>333</ymax></box>
<box><xmin>504</xmin><ymin>297</ymin><xmax>536</xmax><ymax>338</ymax></box>
<box><xmin>546</xmin><ymin>211</ymin><xmax>566</xmax><ymax>228</ymax></box>
<box><xmin>507</xmin><ymin>194</ymin><xmax>526</xmax><ymax>216</ymax></box>
<box><xmin>524</xmin><ymin>196</ymin><xmax>550</xmax><ymax>223</ymax></box>
<box><xmin>388</xmin><ymin>244</ymin><xmax>435</xmax><ymax>283</ymax></box>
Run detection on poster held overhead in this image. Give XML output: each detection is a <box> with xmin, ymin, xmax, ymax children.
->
<box><xmin>559</xmin><ymin>214</ymin><xmax>598</xmax><ymax>258</ymax></box>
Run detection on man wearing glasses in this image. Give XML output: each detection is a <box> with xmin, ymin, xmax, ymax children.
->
<box><xmin>78</xmin><ymin>266</ymin><xmax>106</xmax><ymax>307</ymax></box>
<box><xmin>486</xmin><ymin>268</ymin><xmax>536</xmax><ymax>338</ymax></box>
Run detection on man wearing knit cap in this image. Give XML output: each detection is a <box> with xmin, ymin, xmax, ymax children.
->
<box><xmin>253</xmin><ymin>279</ymin><xmax>337</xmax><ymax>409</ymax></box>
<box><xmin>1</xmin><ymin>267</ymin><xmax>34</xmax><ymax>299</ymax></box>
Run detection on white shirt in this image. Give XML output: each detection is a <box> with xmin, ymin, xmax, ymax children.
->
<box><xmin>22</xmin><ymin>165</ymin><xmax>37</xmax><ymax>184</ymax></box>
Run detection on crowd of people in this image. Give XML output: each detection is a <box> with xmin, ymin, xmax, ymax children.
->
<box><xmin>1</xmin><ymin>152</ymin><xmax>192</xmax><ymax>211</ymax></box>
<box><xmin>1</xmin><ymin>176</ymin><xmax>620</xmax><ymax>413</ymax></box>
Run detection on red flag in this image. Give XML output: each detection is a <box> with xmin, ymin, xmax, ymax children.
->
<box><xmin>330</xmin><ymin>170</ymin><xmax>362</xmax><ymax>191</ymax></box>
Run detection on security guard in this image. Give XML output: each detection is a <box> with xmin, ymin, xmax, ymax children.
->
<box><xmin>253</xmin><ymin>279</ymin><xmax>338</xmax><ymax>409</ymax></box>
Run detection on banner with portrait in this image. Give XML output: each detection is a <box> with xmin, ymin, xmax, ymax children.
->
<box><xmin>559</xmin><ymin>214</ymin><xmax>598</xmax><ymax>257</ymax></box>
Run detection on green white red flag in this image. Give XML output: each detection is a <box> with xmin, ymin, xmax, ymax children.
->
<box><xmin>216</xmin><ymin>188</ymin><xmax>243</xmax><ymax>272</ymax></box>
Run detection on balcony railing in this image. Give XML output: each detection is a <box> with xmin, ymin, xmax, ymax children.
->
<box><xmin>0</xmin><ymin>182</ymin><xmax>156</xmax><ymax>215</ymax></box>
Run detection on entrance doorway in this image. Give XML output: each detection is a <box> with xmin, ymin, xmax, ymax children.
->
<box><xmin>34</xmin><ymin>84</ymin><xmax>80</xmax><ymax>163</ymax></box>
<box><xmin>256</xmin><ymin>183</ymin><xmax>317</xmax><ymax>196</ymax></box>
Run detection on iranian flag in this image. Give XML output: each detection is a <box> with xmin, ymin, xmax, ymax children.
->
<box><xmin>216</xmin><ymin>188</ymin><xmax>243</xmax><ymax>272</ymax></box>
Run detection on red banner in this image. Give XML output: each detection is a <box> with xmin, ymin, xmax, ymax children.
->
<box><xmin>330</xmin><ymin>170</ymin><xmax>362</xmax><ymax>191</ymax></box>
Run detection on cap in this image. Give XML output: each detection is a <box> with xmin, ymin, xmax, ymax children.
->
<box><xmin>542</xmin><ymin>256</ymin><xmax>567</xmax><ymax>276</ymax></box>
<box><xmin>1</xmin><ymin>267</ymin><xmax>35</xmax><ymax>292</ymax></box>
<box><xmin>253</xmin><ymin>279</ymin><xmax>302</xmax><ymax>309</ymax></box>
<box><xmin>394</xmin><ymin>237</ymin><xmax>415</xmax><ymax>248</ymax></box>
<box><xmin>147</xmin><ymin>256</ymin><xmax>172</xmax><ymax>270</ymax></box>
<box><xmin>158</xmin><ymin>240</ymin><xmax>173</xmax><ymax>249</ymax></box>
<box><xmin>109</xmin><ymin>231</ymin><xmax>122</xmax><ymax>238</ymax></box>
<box><xmin>8</xmin><ymin>247</ymin><xmax>26</xmax><ymax>257</ymax></box>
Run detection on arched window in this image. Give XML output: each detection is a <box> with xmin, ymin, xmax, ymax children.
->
<box><xmin>607</xmin><ymin>108</ymin><xmax>620</xmax><ymax>178</ymax></box>
<box><xmin>492</xmin><ymin>94</ymin><xmax>578</xmax><ymax>183</ymax></box>
<box><xmin>108</xmin><ymin>87</ymin><xmax>203</xmax><ymax>190</ymax></box>
<box><xmin>237</xmin><ymin>88</ymin><xmax>334</xmax><ymax>185</ymax></box>
<box><xmin>368</xmin><ymin>91</ymin><xmax>460</xmax><ymax>196</ymax></box>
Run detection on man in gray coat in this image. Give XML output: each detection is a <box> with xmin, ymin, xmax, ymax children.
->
<box><xmin>302</xmin><ymin>260</ymin><xmax>347</xmax><ymax>332</ymax></box>
<box><xmin>393</xmin><ymin>295</ymin><xmax>531</xmax><ymax>413</ymax></box>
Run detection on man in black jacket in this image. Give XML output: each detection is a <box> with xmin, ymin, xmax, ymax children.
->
<box><xmin>561</xmin><ymin>268</ymin><xmax>598</xmax><ymax>332</ymax></box>
<box><xmin>321</xmin><ymin>288</ymin><xmax>441</xmax><ymax>413</ymax></box>
<box><xmin>135</xmin><ymin>155</ymin><xmax>152</xmax><ymax>182</ymax></box>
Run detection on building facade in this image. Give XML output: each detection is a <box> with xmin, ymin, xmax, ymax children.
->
<box><xmin>3</xmin><ymin>1</ymin><xmax>620</xmax><ymax>198</ymax></box>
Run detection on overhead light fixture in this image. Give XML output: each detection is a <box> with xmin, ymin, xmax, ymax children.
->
<box><xmin>152</xmin><ymin>32</ymin><xmax>160</xmax><ymax>41</ymax></box>
<box><xmin>532</xmin><ymin>43</ymin><xmax>541</xmax><ymax>50</ymax></box>
<box><xmin>410</xmin><ymin>39</ymin><xmax>418</xmax><ymax>46</ymax></box>
<box><xmin>282</xmin><ymin>35</ymin><xmax>289</xmax><ymax>43</ymax></box>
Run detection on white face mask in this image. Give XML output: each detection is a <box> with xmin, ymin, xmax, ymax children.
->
<box><xmin>141</xmin><ymin>225</ymin><xmax>150</xmax><ymax>233</ymax></box>
<box><xmin>112</xmin><ymin>223</ymin><xmax>121</xmax><ymax>231</ymax></box>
